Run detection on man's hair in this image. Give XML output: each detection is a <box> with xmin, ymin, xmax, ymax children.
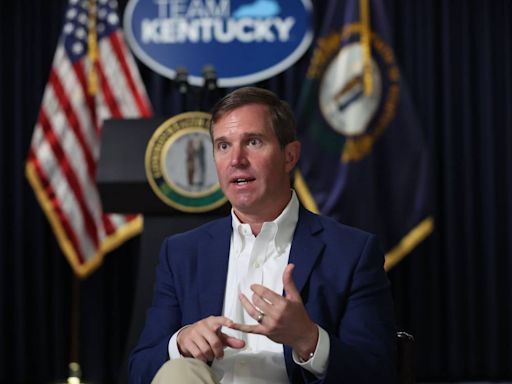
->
<box><xmin>209</xmin><ymin>87</ymin><xmax>297</xmax><ymax>148</ymax></box>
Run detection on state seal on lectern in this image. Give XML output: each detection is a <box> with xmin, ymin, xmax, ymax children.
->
<box><xmin>145</xmin><ymin>112</ymin><xmax>227</xmax><ymax>213</ymax></box>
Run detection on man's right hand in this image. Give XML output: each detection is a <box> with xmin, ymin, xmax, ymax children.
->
<box><xmin>176</xmin><ymin>316</ymin><xmax>246</xmax><ymax>362</ymax></box>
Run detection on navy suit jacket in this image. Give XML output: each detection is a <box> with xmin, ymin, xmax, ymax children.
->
<box><xmin>129</xmin><ymin>207</ymin><xmax>397</xmax><ymax>383</ymax></box>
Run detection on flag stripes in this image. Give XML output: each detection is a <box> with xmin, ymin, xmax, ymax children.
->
<box><xmin>108</xmin><ymin>31</ymin><xmax>152</xmax><ymax>116</ymax></box>
<box><xmin>26</xmin><ymin>0</ymin><xmax>152</xmax><ymax>277</ymax></box>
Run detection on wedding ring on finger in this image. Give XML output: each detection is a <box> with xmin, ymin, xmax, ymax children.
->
<box><xmin>256</xmin><ymin>311</ymin><xmax>265</xmax><ymax>324</ymax></box>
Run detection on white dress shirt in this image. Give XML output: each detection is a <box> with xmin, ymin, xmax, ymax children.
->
<box><xmin>169</xmin><ymin>191</ymin><xmax>329</xmax><ymax>383</ymax></box>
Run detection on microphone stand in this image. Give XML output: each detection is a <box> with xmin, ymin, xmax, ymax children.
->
<box><xmin>175</xmin><ymin>66</ymin><xmax>189</xmax><ymax>112</ymax></box>
<box><xmin>200</xmin><ymin>64</ymin><xmax>219</xmax><ymax>111</ymax></box>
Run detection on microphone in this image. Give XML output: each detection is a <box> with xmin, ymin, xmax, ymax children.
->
<box><xmin>202</xmin><ymin>65</ymin><xmax>217</xmax><ymax>91</ymax></box>
<box><xmin>176</xmin><ymin>66</ymin><xmax>189</xmax><ymax>94</ymax></box>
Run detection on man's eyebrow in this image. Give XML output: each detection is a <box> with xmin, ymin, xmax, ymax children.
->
<box><xmin>243</xmin><ymin>132</ymin><xmax>265</xmax><ymax>138</ymax></box>
<box><xmin>213</xmin><ymin>132</ymin><xmax>266</xmax><ymax>143</ymax></box>
<box><xmin>237</xmin><ymin>132</ymin><xmax>267</xmax><ymax>142</ymax></box>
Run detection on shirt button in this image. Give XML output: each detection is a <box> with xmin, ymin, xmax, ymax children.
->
<box><xmin>253</xmin><ymin>262</ymin><xmax>260</xmax><ymax>268</ymax></box>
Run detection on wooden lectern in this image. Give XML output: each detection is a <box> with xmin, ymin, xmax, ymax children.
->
<box><xmin>97</xmin><ymin>118</ymin><xmax>229</xmax><ymax>383</ymax></box>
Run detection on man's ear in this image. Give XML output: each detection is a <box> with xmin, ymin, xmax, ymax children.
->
<box><xmin>284</xmin><ymin>141</ymin><xmax>301</xmax><ymax>173</ymax></box>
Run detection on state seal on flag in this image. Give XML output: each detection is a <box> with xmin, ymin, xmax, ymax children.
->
<box><xmin>313</xmin><ymin>23</ymin><xmax>400</xmax><ymax>163</ymax></box>
<box><xmin>145</xmin><ymin>112</ymin><xmax>227</xmax><ymax>213</ymax></box>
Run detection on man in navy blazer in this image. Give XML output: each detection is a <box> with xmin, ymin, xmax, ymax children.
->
<box><xmin>129</xmin><ymin>87</ymin><xmax>397</xmax><ymax>383</ymax></box>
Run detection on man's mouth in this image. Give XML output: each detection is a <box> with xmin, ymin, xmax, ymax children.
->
<box><xmin>231</xmin><ymin>177</ymin><xmax>255</xmax><ymax>185</ymax></box>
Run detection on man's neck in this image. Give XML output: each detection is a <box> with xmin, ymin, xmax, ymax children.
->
<box><xmin>233</xmin><ymin>211</ymin><xmax>274</xmax><ymax>236</ymax></box>
<box><xmin>248</xmin><ymin>222</ymin><xmax>263</xmax><ymax>236</ymax></box>
<box><xmin>233</xmin><ymin>191</ymin><xmax>293</xmax><ymax>236</ymax></box>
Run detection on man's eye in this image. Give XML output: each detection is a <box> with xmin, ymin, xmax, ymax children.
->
<box><xmin>217</xmin><ymin>143</ymin><xmax>228</xmax><ymax>151</ymax></box>
<box><xmin>248</xmin><ymin>138</ymin><xmax>261</xmax><ymax>146</ymax></box>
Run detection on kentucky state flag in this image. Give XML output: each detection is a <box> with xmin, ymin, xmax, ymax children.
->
<box><xmin>294</xmin><ymin>0</ymin><xmax>433</xmax><ymax>270</ymax></box>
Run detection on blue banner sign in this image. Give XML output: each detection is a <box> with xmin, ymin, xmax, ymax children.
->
<box><xmin>124</xmin><ymin>0</ymin><xmax>313</xmax><ymax>87</ymax></box>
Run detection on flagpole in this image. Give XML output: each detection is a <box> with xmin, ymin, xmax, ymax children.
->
<box><xmin>69</xmin><ymin>274</ymin><xmax>81</xmax><ymax>367</ymax></box>
<box><xmin>87</xmin><ymin>0</ymin><xmax>99</xmax><ymax>95</ymax></box>
<box><xmin>54</xmin><ymin>275</ymin><xmax>87</xmax><ymax>384</ymax></box>
<box><xmin>360</xmin><ymin>0</ymin><xmax>373</xmax><ymax>96</ymax></box>
<box><xmin>30</xmin><ymin>0</ymin><xmax>152</xmax><ymax>377</ymax></box>
<box><xmin>66</xmin><ymin>275</ymin><xmax>86</xmax><ymax>384</ymax></box>
<box><xmin>63</xmin><ymin>3</ymin><xmax>98</xmax><ymax>381</ymax></box>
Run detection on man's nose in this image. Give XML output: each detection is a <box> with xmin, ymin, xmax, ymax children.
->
<box><xmin>230</xmin><ymin>145</ymin><xmax>248</xmax><ymax>167</ymax></box>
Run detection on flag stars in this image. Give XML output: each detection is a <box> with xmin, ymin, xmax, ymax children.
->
<box><xmin>67</xmin><ymin>8</ymin><xmax>78</xmax><ymax>19</ymax></box>
<box><xmin>75</xmin><ymin>27</ymin><xmax>86</xmax><ymax>40</ymax></box>
<box><xmin>98</xmin><ymin>8</ymin><xmax>107</xmax><ymax>19</ymax></box>
<box><xmin>72</xmin><ymin>41</ymin><xmax>84</xmax><ymax>55</ymax></box>
<box><xmin>107</xmin><ymin>13</ymin><xmax>118</xmax><ymax>25</ymax></box>
<box><xmin>64</xmin><ymin>23</ymin><xmax>74</xmax><ymax>34</ymax></box>
<box><xmin>78</xmin><ymin>12</ymin><xmax>88</xmax><ymax>24</ymax></box>
<box><xmin>97</xmin><ymin>23</ymin><xmax>106</xmax><ymax>33</ymax></box>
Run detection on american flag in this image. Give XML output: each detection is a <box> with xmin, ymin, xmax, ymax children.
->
<box><xmin>25</xmin><ymin>0</ymin><xmax>152</xmax><ymax>277</ymax></box>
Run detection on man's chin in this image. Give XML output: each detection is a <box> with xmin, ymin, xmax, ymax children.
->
<box><xmin>231</xmin><ymin>199</ymin><xmax>261</xmax><ymax>217</ymax></box>
<box><xmin>231</xmin><ymin>200</ymin><xmax>255</xmax><ymax>213</ymax></box>
<box><xmin>226</xmin><ymin>190</ymin><xmax>255</xmax><ymax>206</ymax></box>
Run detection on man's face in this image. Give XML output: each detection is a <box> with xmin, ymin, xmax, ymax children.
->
<box><xmin>212</xmin><ymin>103</ymin><xmax>300</xmax><ymax>220</ymax></box>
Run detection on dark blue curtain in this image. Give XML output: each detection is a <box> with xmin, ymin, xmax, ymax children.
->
<box><xmin>1</xmin><ymin>0</ymin><xmax>511</xmax><ymax>382</ymax></box>
<box><xmin>387</xmin><ymin>0</ymin><xmax>512</xmax><ymax>380</ymax></box>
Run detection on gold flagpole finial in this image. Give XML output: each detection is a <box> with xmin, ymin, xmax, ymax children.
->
<box><xmin>360</xmin><ymin>0</ymin><xmax>373</xmax><ymax>96</ymax></box>
<box><xmin>87</xmin><ymin>0</ymin><xmax>98</xmax><ymax>96</ymax></box>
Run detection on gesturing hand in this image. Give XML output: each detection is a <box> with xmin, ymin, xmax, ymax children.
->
<box><xmin>177</xmin><ymin>316</ymin><xmax>246</xmax><ymax>362</ymax></box>
<box><xmin>228</xmin><ymin>264</ymin><xmax>318</xmax><ymax>360</ymax></box>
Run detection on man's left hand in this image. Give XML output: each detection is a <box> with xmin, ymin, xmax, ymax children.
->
<box><xmin>228</xmin><ymin>263</ymin><xmax>318</xmax><ymax>360</ymax></box>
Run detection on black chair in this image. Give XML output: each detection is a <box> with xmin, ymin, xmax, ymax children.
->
<box><xmin>397</xmin><ymin>331</ymin><xmax>415</xmax><ymax>384</ymax></box>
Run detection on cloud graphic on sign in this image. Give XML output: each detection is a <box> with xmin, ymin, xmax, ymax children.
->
<box><xmin>232</xmin><ymin>0</ymin><xmax>281</xmax><ymax>18</ymax></box>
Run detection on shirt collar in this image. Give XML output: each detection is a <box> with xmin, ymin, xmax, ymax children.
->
<box><xmin>231</xmin><ymin>191</ymin><xmax>300</xmax><ymax>255</ymax></box>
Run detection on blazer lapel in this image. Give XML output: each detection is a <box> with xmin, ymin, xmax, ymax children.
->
<box><xmin>197</xmin><ymin>217</ymin><xmax>232</xmax><ymax>318</ymax></box>
<box><xmin>284</xmin><ymin>207</ymin><xmax>325</xmax><ymax>380</ymax></box>
<box><xmin>288</xmin><ymin>207</ymin><xmax>325</xmax><ymax>294</ymax></box>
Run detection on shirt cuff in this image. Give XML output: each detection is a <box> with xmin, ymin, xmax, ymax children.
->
<box><xmin>168</xmin><ymin>325</ymin><xmax>191</xmax><ymax>359</ymax></box>
<box><xmin>292</xmin><ymin>325</ymin><xmax>330</xmax><ymax>378</ymax></box>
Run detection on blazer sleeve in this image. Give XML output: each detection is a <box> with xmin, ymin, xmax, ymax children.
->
<box><xmin>301</xmin><ymin>235</ymin><xmax>397</xmax><ymax>384</ymax></box>
<box><xmin>327</xmin><ymin>235</ymin><xmax>396</xmax><ymax>383</ymax></box>
<box><xmin>128</xmin><ymin>238</ymin><xmax>183</xmax><ymax>384</ymax></box>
